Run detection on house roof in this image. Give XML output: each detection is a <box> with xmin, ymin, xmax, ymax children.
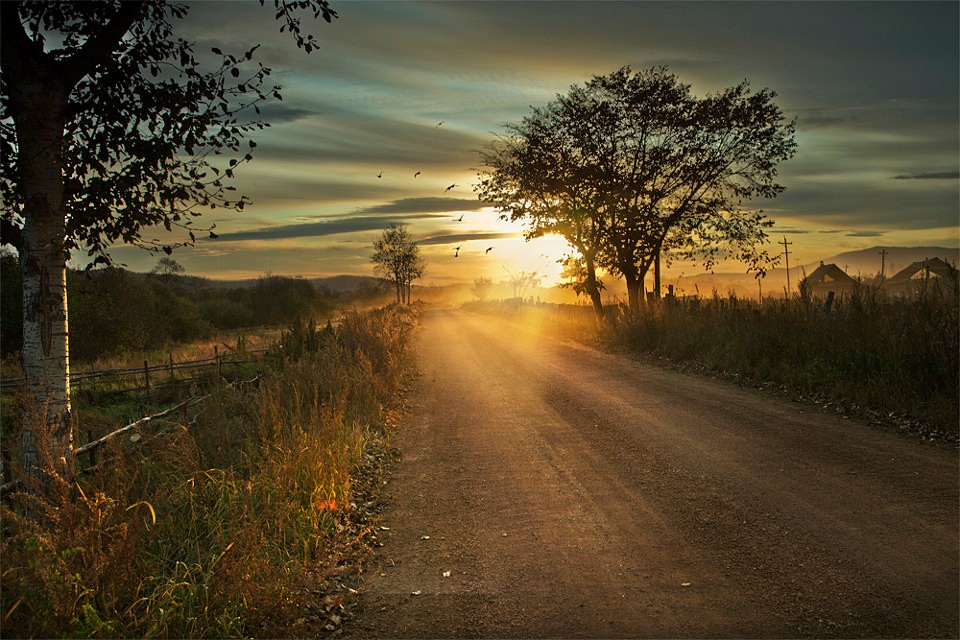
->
<box><xmin>885</xmin><ymin>257</ymin><xmax>956</xmax><ymax>284</ymax></box>
<box><xmin>802</xmin><ymin>263</ymin><xmax>856</xmax><ymax>286</ymax></box>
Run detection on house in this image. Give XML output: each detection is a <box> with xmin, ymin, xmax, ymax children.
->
<box><xmin>800</xmin><ymin>262</ymin><xmax>857</xmax><ymax>299</ymax></box>
<box><xmin>882</xmin><ymin>257</ymin><xmax>958</xmax><ymax>296</ymax></box>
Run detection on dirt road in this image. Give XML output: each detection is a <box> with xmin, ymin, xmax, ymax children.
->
<box><xmin>344</xmin><ymin>308</ymin><xmax>958</xmax><ymax>638</ymax></box>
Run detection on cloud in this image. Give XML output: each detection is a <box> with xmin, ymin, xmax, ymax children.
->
<box><xmin>238</xmin><ymin>103</ymin><xmax>317</xmax><ymax>126</ymax></box>
<box><xmin>417</xmin><ymin>232</ymin><xmax>518</xmax><ymax>246</ymax></box>
<box><xmin>212</xmin><ymin>216</ymin><xmax>407</xmax><ymax>241</ymax></box>
<box><xmin>846</xmin><ymin>231</ymin><xmax>887</xmax><ymax>238</ymax></box>
<box><xmin>355</xmin><ymin>197</ymin><xmax>488</xmax><ymax>215</ymax></box>
<box><xmin>891</xmin><ymin>171</ymin><xmax>960</xmax><ymax>180</ymax></box>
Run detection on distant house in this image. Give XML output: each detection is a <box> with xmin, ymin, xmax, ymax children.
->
<box><xmin>882</xmin><ymin>257</ymin><xmax>958</xmax><ymax>296</ymax></box>
<box><xmin>800</xmin><ymin>262</ymin><xmax>857</xmax><ymax>298</ymax></box>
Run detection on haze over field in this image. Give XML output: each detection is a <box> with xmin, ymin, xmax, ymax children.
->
<box><xmin>97</xmin><ymin>1</ymin><xmax>959</xmax><ymax>287</ymax></box>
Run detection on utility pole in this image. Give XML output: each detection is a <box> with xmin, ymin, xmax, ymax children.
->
<box><xmin>879</xmin><ymin>248</ymin><xmax>887</xmax><ymax>280</ymax></box>
<box><xmin>779</xmin><ymin>235</ymin><xmax>793</xmax><ymax>298</ymax></box>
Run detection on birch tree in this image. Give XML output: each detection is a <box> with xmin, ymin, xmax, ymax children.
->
<box><xmin>0</xmin><ymin>0</ymin><xmax>336</xmax><ymax>476</ymax></box>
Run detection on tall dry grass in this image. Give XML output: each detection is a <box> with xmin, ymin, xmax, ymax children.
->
<box><xmin>600</xmin><ymin>282</ymin><xmax>959</xmax><ymax>439</ymax></box>
<box><xmin>1</xmin><ymin>305</ymin><xmax>418</xmax><ymax>638</ymax></box>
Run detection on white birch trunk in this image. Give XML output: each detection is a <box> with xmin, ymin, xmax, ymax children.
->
<box><xmin>15</xmin><ymin>80</ymin><xmax>73</xmax><ymax>475</ymax></box>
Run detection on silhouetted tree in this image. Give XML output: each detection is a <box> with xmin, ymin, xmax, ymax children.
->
<box><xmin>0</xmin><ymin>0</ymin><xmax>336</xmax><ymax>475</ymax></box>
<box><xmin>477</xmin><ymin>66</ymin><xmax>796</xmax><ymax>314</ymax></box>
<box><xmin>471</xmin><ymin>275</ymin><xmax>494</xmax><ymax>301</ymax></box>
<box><xmin>251</xmin><ymin>274</ymin><xmax>322</xmax><ymax>325</ymax></box>
<box><xmin>150</xmin><ymin>256</ymin><xmax>186</xmax><ymax>288</ymax></box>
<box><xmin>503</xmin><ymin>267</ymin><xmax>543</xmax><ymax>300</ymax></box>
<box><xmin>477</xmin><ymin>103</ymin><xmax>608</xmax><ymax>316</ymax></box>
<box><xmin>559</xmin><ymin>254</ymin><xmax>605</xmax><ymax>300</ymax></box>
<box><xmin>371</xmin><ymin>224</ymin><xmax>425</xmax><ymax>305</ymax></box>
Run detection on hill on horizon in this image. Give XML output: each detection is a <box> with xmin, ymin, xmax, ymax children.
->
<box><xmin>812</xmin><ymin>246</ymin><xmax>959</xmax><ymax>278</ymax></box>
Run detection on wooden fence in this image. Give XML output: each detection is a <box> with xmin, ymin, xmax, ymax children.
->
<box><xmin>0</xmin><ymin>374</ymin><xmax>261</xmax><ymax>497</ymax></box>
<box><xmin>0</xmin><ymin>347</ymin><xmax>267</xmax><ymax>395</ymax></box>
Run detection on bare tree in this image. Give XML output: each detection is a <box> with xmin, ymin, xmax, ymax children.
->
<box><xmin>503</xmin><ymin>266</ymin><xmax>543</xmax><ymax>300</ymax></box>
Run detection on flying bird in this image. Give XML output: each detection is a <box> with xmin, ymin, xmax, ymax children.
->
<box><xmin>485</xmin><ymin>247</ymin><xmax>493</xmax><ymax>254</ymax></box>
<box><xmin>453</xmin><ymin>214</ymin><xmax>464</xmax><ymax>222</ymax></box>
<box><xmin>376</xmin><ymin>171</ymin><xmax>383</xmax><ymax>178</ymax></box>
<box><xmin>445</xmin><ymin>183</ymin><xmax>458</xmax><ymax>192</ymax></box>
<box><xmin>436</xmin><ymin>121</ymin><xmax>445</xmax><ymax>127</ymax></box>
<box><xmin>454</xmin><ymin>246</ymin><xmax>461</xmax><ymax>257</ymax></box>
<box><xmin>414</xmin><ymin>171</ymin><xmax>421</xmax><ymax>178</ymax></box>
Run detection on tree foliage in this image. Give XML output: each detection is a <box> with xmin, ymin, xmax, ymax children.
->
<box><xmin>371</xmin><ymin>224</ymin><xmax>425</xmax><ymax>305</ymax></box>
<box><xmin>476</xmin><ymin>66</ymin><xmax>797</xmax><ymax>313</ymax></box>
<box><xmin>0</xmin><ymin>0</ymin><xmax>337</xmax><ymax>475</ymax></box>
<box><xmin>559</xmin><ymin>254</ymin><xmax>604</xmax><ymax>299</ymax></box>
<box><xmin>1</xmin><ymin>0</ymin><xmax>335</xmax><ymax>261</ymax></box>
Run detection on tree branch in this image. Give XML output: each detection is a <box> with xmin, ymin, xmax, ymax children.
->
<box><xmin>57</xmin><ymin>0</ymin><xmax>148</xmax><ymax>87</ymax></box>
<box><xmin>0</xmin><ymin>1</ymin><xmax>41</xmax><ymax>82</ymax></box>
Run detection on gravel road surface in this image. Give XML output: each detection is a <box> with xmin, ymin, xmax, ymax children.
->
<box><xmin>344</xmin><ymin>308</ymin><xmax>958</xmax><ymax>638</ymax></box>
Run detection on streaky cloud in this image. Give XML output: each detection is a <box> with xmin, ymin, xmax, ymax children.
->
<box><xmin>356</xmin><ymin>197</ymin><xmax>489</xmax><ymax>215</ymax></box>
<box><xmin>417</xmin><ymin>231</ymin><xmax>518</xmax><ymax>246</ymax></box>
<box><xmin>891</xmin><ymin>171</ymin><xmax>960</xmax><ymax>180</ymax></box>
<box><xmin>211</xmin><ymin>216</ymin><xmax>407</xmax><ymax>241</ymax></box>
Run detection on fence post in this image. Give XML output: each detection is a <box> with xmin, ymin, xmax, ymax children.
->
<box><xmin>169</xmin><ymin>351</ymin><xmax>175</xmax><ymax>383</ymax></box>
<box><xmin>143</xmin><ymin>359</ymin><xmax>150</xmax><ymax>401</ymax></box>
<box><xmin>86</xmin><ymin>429</ymin><xmax>97</xmax><ymax>470</ymax></box>
<box><xmin>214</xmin><ymin>346</ymin><xmax>222</xmax><ymax>379</ymax></box>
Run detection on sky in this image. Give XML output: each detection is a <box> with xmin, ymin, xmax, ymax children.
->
<box><xmin>104</xmin><ymin>0</ymin><xmax>960</xmax><ymax>286</ymax></box>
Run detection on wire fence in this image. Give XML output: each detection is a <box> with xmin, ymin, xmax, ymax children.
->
<box><xmin>0</xmin><ymin>347</ymin><xmax>268</xmax><ymax>394</ymax></box>
<box><xmin>0</xmin><ymin>374</ymin><xmax>261</xmax><ymax>497</ymax></box>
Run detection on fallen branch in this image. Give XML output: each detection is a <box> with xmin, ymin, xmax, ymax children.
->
<box><xmin>0</xmin><ymin>375</ymin><xmax>260</xmax><ymax>497</ymax></box>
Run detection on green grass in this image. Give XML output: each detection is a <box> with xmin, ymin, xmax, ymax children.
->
<box><xmin>1</xmin><ymin>304</ymin><xmax>418</xmax><ymax>638</ymax></box>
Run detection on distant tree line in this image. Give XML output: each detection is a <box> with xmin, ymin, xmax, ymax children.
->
<box><xmin>0</xmin><ymin>254</ymin><xmax>361</xmax><ymax>363</ymax></box>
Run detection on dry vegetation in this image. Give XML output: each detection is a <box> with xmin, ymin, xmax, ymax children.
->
<box><xmin>466</xmin><ymin>280</ymin><xmax>960</xmax><ymax>441</ymax></box>
<box><xmin>1</xmin><ymin>305</ymin><xmax>418</xmax><ymax>638</ymax></box>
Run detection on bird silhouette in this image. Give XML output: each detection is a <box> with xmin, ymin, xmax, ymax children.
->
<box><xmin>445</xmin><ymin>183</ymin><xmax>458</xmax><ymax>192</ymax></box>
<box><xmin>485</xmin><ymin>247</ymin><xmax>493</xmax><ymax>254</ymax></box>
<box><xmin>454</xmin><ymin>246</ymin><xmax>460</xmax><ymax>257</ymax></box>
<box><xmin>376</xmin><ymin>171</ymin><xmax>383</xmax><ymax>178</ymax></box>
<box><xmin>453</xmin><ymin>214</ymin><xmax>464</xmax><ymax>222</ymax></box>
<box><xmin>414</xmin><ymin>171</ymin><xmax>421</xmax><ymax>178</ymax></box>
<box><xmin>436</xmin><ymin>121</ymin><xmax>445</xmax><ymax>127</ymax></box>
